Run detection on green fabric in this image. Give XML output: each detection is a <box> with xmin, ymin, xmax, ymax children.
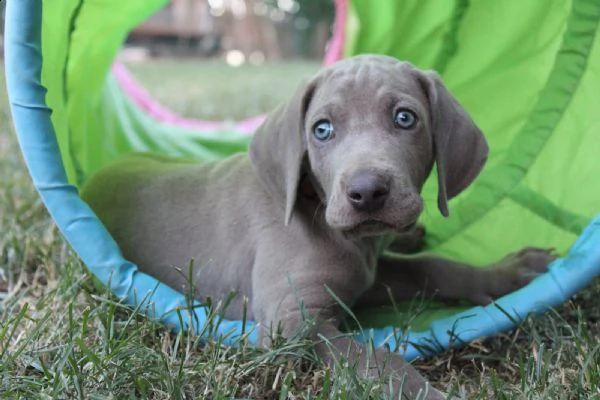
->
<box><xmin>41</xmin><ymin>0</ymin><xmax>600</xmax><ymax>332</ymax></box>
<box><xmin>346</xmin><ymin>0</ymin><xmax>599</xmax><ymax>262</ymax></box>
<box><xmin>42</xmin><ymin>0</ymin><xmax>251</xmax><ymax>185</ymax></box>
<box><xmin>346</xmin><ymin>0</ymin><xmax>600</xmax><ymax>328</ymax></box>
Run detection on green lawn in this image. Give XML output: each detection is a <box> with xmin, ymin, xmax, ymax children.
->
<box><xmin>1</xmin><ymin>60</ymin><xmax>600</xmax><ymax>399</ymax></box>
<box><xmin>125</xmin><ymin>59</ymin><xmax>321</xmax><ymax>120</ymax></box>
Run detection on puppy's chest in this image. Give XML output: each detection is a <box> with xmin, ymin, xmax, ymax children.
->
<box><xmin>343</xmin><ymin>236</ymin><xmax>390</xmax><ymax>294</ymax></box>
<box><xmin>357</xmin><ymin>243</ymin><xmax>380</xmax><ymax>289</ymax></box>
<box><xmin>322</xmin><ymin>238</ymin><xmax>381</xmax><ymax>297</ymax></box>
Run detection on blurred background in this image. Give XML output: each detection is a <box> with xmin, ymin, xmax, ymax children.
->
<box><xmin>0</xmin><ymin>0</ymin><xmax>337</xmax><ymax>121</ymax></box>
<box><xmin>107</xmin><ymin>0</ymin><xmax>334</xmax><ymax>120</ymax></box>
<box><xmin>0</xmin><ymin>1</ymin><xmax>335</xmax><ymax>63</ymax></box>
<box><xmin>120</xmin><ymin>0</ymin><xmax>335</xmax><ymax>64</ymax></box>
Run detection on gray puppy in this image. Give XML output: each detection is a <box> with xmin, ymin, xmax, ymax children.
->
<box><xmin>82</xmin><ymin>55</ymin><xmax>555</xmax><ymax>399</ymax></box>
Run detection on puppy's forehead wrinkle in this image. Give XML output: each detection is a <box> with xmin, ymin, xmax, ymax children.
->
<box><xmin>310</xmin><ymin>89</ymin><xmax>425</xmax><ymax>127</ymax></box>
<box><xmin>312</xmin><ymin>63</ymin><xmax>425</xmax><ymax>117</ymax></box>
<box><xmin>312</xmin><ymin>98</ymin><xmax>347</xmax><ymax>120</ymax></box>
<box><xmin>319</xmin><ymin>57</ymin><xmax>415</xmax><ymax>85</ymax></box>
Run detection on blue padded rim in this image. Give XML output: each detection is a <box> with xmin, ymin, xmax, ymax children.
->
<box><xmin>5</xmin><ymin>0</ymin><xmax>258</xmax><ymax>346</ymax></box>
<box><xmin>5</xmin><ymin>0</ymin><xmax>600</xmax><ymax>361</ymax></box>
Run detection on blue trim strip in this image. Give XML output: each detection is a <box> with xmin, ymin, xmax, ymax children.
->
<box><xmin>4</xmin><ymin>0</ymin><xmax>258</xmax><ymax>347</ymax></box>
<box><xmin>358</xmin><ymin>214</ymin><xmax>600</xmax><ymax>360</ymax></box>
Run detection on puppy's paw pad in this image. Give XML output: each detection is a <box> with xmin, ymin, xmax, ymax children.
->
<box><xmin>512</xmin><ymin>247</ymin><xmax>558</xmax><ymax>276</ymax></box>
<box><xmin>473</xmin><ymin>248</ymin><xmax>558</xmax><ymax>303</ymax></box>
<box><xmin>495</xmin><ymin>247</ymin><xmax>557</xmax><ymax>289</ymax></box>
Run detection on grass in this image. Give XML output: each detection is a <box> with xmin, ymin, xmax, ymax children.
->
<box><xmin>124</xmin><ymin>59</ymin><xmax>321</xmax><ymax>120</ymax></box>
<box><xmin>1</xmin><ymin>59</ymin><xmax>600</xmax><ymax>399</ymax></box>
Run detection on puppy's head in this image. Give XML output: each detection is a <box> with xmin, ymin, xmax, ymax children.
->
<box><xmin>250</xmin><ymin>55</ymin><xmax>488</xmax><ymax>238</ymax></box>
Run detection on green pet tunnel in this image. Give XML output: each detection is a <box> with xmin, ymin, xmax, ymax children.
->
<box><xmin>5</xmin><ymin>0</ymin><xmax>600</xmax><ymax>361</ymax></box>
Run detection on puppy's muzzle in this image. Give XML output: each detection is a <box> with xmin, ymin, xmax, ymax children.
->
<box><xmin>346</xmin><ymin>170</ymin><xmax>391</xmax><ymax>213</ymax></box>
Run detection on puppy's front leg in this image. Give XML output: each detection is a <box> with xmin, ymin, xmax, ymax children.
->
<box><xmin>257</xmin><ymin>299</ymin><xmax>445</xmax><ymax>399</ymax></box>
<box><xmin>356</xmin><ymin>247</ymin><xmax>557</xmax><ymax>308</ymax></box>
<box><xmin>315</xmin><ymin>321</ymin><xmax>445</xmax><ymax>399</ymax></box>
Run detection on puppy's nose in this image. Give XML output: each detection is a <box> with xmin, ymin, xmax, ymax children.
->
<box><xmin>346</xmin><ymin>171</ymin><xmax>390</xmax><ymax>213</ymax></box>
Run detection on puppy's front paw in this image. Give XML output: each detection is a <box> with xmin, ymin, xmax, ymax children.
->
<box><xmin>469</xmin><ymin>247</ymin><xmax>558</xmax><ymax>305</ymax></box>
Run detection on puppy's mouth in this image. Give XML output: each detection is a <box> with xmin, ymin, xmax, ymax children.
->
<box><xmin>341</xmin><ymin>220</ymin><xmax>415</xmax><ymax>239</ymax></box>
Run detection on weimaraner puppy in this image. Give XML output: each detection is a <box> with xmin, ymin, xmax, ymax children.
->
<box><xmin>82</xmin><ymin>54</ymin><xmax>555</xmax><ymax>399</ymax></box>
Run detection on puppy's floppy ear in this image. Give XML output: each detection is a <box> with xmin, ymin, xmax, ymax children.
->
<box><xmin>418</xmin><ymin>70</ymin><xmax>488</xmax><ymax>217</ymax></box>
<box><xmin>249</xmin><ymin>79</ymin><xmax>317</xmax><ymax>225</ymax></box>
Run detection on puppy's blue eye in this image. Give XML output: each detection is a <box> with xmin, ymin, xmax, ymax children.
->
<box><xmin>313</xmin><ymin>120</ymin><xmax>334</xmax><ymax>141</ymax></box>
<box><xmin>394</xmin><ymin>109</ymin><xmax>417</xmax><ymax>129</ymax></box>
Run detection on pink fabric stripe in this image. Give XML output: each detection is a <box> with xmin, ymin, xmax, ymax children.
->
<box><xmin>112</xmin><ymin>0</ymin><xmax>348</xmax><ymax>133</ymax></box>
<box><xmin>324</xmin><ymin>0</ymin><xmax>348</xmax><ymax>66</ymax></box>
<box><xmin>112</xmin><ymin>62</ymin><xmax>265</xmax><ymax>134</ymax></box>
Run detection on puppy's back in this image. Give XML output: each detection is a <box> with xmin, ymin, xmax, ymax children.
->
<box><xmin>81</xmin><ymin>152</ymin><xmax>264</xmax><ymax>319</ymax></box>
